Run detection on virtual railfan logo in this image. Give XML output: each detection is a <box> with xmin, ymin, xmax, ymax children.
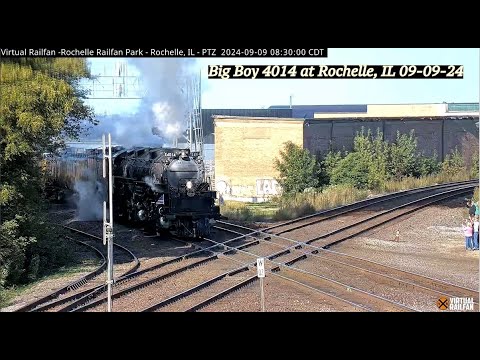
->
<box><xmin>436</xmin><ymin>297</ymin><xmax>474</xmax><ymax>311</ymax></box>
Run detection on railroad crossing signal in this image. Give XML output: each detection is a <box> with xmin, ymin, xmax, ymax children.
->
<box><xmin>257</xmin><ymin>258</ymin><xmax>265</xmax><ymax>278</ymax></box>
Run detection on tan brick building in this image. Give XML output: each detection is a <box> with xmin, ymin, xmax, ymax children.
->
<box><xmin>213</xmin><ymin>104</ymin><xmax>479</xmax><ymax>202</ymax></box>
<box><xmin>214</xmin><ymin>116</ymin><xmax>304</xmax><ymax>202</ymax></box>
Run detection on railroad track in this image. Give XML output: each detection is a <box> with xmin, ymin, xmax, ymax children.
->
<box><xmin>18</xmin><ymin>181</ymin><xmax>476</xmax><ymax>312</ymax></box>
<box><xmin>142</xmin><ymin>187</ymin><xmax>470</xmax><ymax>314</ymax></box>
<box><xmin>221</xmin><ymin>182</ymin><xmax>476</xmax><ymax>249</ymax></box>
<box><xmin>262</xmin><ymin>180</ymin><xmax>477</xmax><ymax>235</ymax></box>
<box><xmin>140</xmin><ymin>234</ymin><xmax>414</xmax><ymax>312</ymax></box>
<box><xmin>66</xmin><ymin>227</ymin><xmax>377</xmax><ymax>312</ymax></box>
<box><xmin>81</xmin><ymin>182</ymin><xmax>476</xmax><ymax>313</ymax></box>
<box><xmin>208</xmin><ymin>185</ymin><xmax>478</xmax><ymax>312</ymax></box>
<box><xmin>15</xmin><ymin>225</ymin><xmax>140</xmax><ymax>312</ymax></box>
<box><xmin>68</xmin><ymin>231</ymin><xmax>276</xmax><ymax>312</ymax></box>
<box><xmin>20</xmin><ymin>222</ymin><xmax>259</xmax><ymax>312</ymax></box>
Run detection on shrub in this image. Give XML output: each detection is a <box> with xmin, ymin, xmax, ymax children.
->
<box><xmin>274</xmin><ymin>141</ymin><xmax>320</xmax><ymax>193</ymax></box>
<box><xmin>442</xmin><ymin>147</ymin><xmax>466</xmax><ymax>177</ymax></box>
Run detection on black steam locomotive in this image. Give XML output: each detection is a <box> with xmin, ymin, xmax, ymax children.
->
<box><xmin>110</xmin><ymin>146</ymin><xmax>221</xmax><ymax>238</ymax></box>
<box><xmin>43</xmin><ymin>146</ymin><xmax>221</xmax><ymax>239</ymax></box>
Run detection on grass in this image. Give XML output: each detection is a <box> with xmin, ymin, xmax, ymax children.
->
<box><xmin>0</xmin><ymin>259</ymin><xmax>99</xmax><ymax>309</ymax></box>
<box><xmin>272</xmin><ymin>184</ymin><xmax>368</xmax><ymax>221</ymax></box>
<box><xmin>220</xmin><ymin>184</ymin><xmax>366</xmax><ymax>222</ymax></box>
<box><xmin>220</xmin><ymin>201</ymin><xmax>278</xmax><ymax>222</ymax></box>
<box><xmin>473</xmin><ymin>187</ymin><xmax>479</xmax><ymax>203</ymax></box>
<box><xmin>220</xmin><ymin>172</ymin><xmax>476</xmax><ymax>223</ymax></box>
<box><xmin>379</xmin><ymin>172</ymin><xmax>471</xmax><ymax>193</ymax></box>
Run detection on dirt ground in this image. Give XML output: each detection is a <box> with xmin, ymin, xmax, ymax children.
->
<box><xmin>331</xmin><ymin>197</ymin><xmax>479</xmax><ymax>290</ymax></box>
<box><xmin>3</xmin><ymin>196</ymin><xmax>477</xmax><ymax>312</ymax></box>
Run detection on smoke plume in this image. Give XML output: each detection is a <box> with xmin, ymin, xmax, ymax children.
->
<box><xmin>73</xmin><ymin>176</ymin><xmax>106</xmax><ymax>221</ymax></box>
<box><xmin>83</xmin><ymin>58</ymin><xmax>199</xmax><ymax>147</ymax></box>
<box><xmin>144</xmin><ymin>176</ymin><xmax>161</xmax><ymax>192</ymax></box>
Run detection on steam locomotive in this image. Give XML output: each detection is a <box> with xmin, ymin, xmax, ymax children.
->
<box><xmin>110</xmin><ymin>146</ymin><xmax>221</xmax><ymax>238</ymax></box>
<box><xmin>44</xmin><ymin>146</ymin><xmax>221</xmax><ymax>238</ymax></box>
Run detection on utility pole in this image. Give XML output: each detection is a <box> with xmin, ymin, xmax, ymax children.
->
<box><xmin>102</xmin><ymin>133</ymin><xmax>114</xmax><ymax>312</ymax></box>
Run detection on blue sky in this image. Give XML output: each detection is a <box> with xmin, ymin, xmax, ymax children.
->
<box><xmin>85</xmin><ymin>48</ymin><xmax>479</xmax><ymax>115</ymax></box>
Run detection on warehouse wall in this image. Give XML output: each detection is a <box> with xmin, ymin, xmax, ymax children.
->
<box><xmin>214</xmin><ymin>116</ymin><xmax>304</xmax><ymax>202</ymax></box>
<box><xmin>214</xmin><ymin>116</ymin><xmax>478</xmax><ymax>202</ymax></box>
<box><xmin>202</xmin><ymin>109</ymin><xmax>292</xmax><ymax>143</ymax></box>
<box><xmin>305</xmin><ymin>118</ymin><xmax>478</xmax><ymax>161</ymax></box>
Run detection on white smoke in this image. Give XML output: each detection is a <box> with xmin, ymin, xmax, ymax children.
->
<box><xmin>73</xmin><ymin>179</ymin><xmax>105</xmax><ymax>221</ymax></box>
<box><xmin>144</xmin><ymin>176</ymin><xmax>158</xmax><ymax>191</ymax></box>
<box><xmin>83</xmin><ymin>58</ymin><xmax>199</xmax><ymax>147</ymax></box>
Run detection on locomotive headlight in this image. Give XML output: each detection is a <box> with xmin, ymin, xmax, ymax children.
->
<box><xmin>186</xmin><ymin>181</ymin><xmax>193</xmax><ymax>189</ymax></box>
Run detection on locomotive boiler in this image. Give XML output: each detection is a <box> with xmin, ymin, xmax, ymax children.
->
<box><xmin>110</xmin><ymin>146</ymin><xmax>221</xmax><ymax>238</ymax></box>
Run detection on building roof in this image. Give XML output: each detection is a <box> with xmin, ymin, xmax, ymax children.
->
<box><xmin>213</xmin><ymin>115</ymin><xmax>304</xmax><ymax>122</ymax></box>
<box><xmin>269</xmin><ymin>102</ymin><xmax>479</xmax><ymax>118</ymax></box>
<box><xmin>269</xmin><ymin>104</ymin><xmax>368</xmax><ymax>112</ymax></box>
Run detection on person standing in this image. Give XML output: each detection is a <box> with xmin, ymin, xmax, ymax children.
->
<box><xmin>473</xmin><ymin>216</ymin><xmax>479</xmax><ymax>251</ymax></box>
<box><xmin>468</xmin><ymin>201</ymin><xmax>476</xmax><ymax>222</ymax></box>
<box><xmin>463</xmin><ymin>219</ymin><xmax>474</xmax><ymax>250</ymax></box>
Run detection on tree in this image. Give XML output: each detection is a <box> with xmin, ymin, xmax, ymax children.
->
<box><xmin>0</xmin><ymin>58</ymin><xmax>95</xmax><ymax>292</ymax></box>
<box><xmin>471</xmin><ymin>151</ymin><xmax>479</xmax><ymax>179</ymax></box>
<box><xmin>274</xmin><ymin>141</ymin><xmax>320</xmax><ymax>193</ymax></box>
<box><xmin>319</xmin><ymin>150</ymin><xmax>343</xmax><ymax>186</ymax></box>
<box><xmin>441</xmin><ymin>147</ymin><xmax>466</xmax><ymax>177</ymax></box>
<box><xmin>388</xmin><ymin>130</ymin><xmax>418</xmax><ymax>180</ymax></box>
<box><xmin>330</xmin><ymin>151</ymin><xmax>371</xmax><ymax>189</ymax></box>
<box><xmin>415</xmin><ymin>152</ymin><xmax>441</xmax><ymax>177</ymax></box>
<box><xmin>330</xmin><ymin>128</ymin><xmax>388</xmax><ymax>189</ymax></box>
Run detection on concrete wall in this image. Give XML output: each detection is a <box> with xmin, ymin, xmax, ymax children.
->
<box><xmin>305</xmin><ymin>118</ymin><xmax>478</xmax><ymax>161</ymax></box>
<box><xmin>303</xmin><ymin>121</ymin><xmax>332</xmax><ymax>155</ymax></box>
<box><xmin>214</xmin><ymin>116</ymin><xmax>304</xmax><ymax>201</ymax></box>
<box><xmin>444</xmin><ymin>119</ymin><xmax>479</xmax><ymax>167</ymax></box>
<box><xmin>384</xmin><ymin>119</ymin><xmax>443</xmax><ymax>158</ymax></box>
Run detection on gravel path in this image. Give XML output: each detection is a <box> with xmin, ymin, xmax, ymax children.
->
<box><xmin>332</xmin><ymin>197</ymin><xmax>479</xmax><ymax>291</ymax></box>
<box><xmin>86</xmin><ymin>258</ymin><xmax>237</xmax><ymax>312</ymax></box>
<box><xmin>199</xmin><ymin>274</ymin><xmax>365</xmax><ymax>312</ymax></box>
<box><xmin>6</xmin><ymin>194</ymin><xmax>476</xmax><ymax>313</ymax></box>
<box><xmin>288</xmin><ymin>257</ymin><xmax>449</xmax><ymax>312</ymax></box>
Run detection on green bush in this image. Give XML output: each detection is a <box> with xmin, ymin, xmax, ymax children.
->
<box><xmin>274</xmin><ymin>141</ymin><xmax>320</xmax><ymax>193</ymax></box>
<box><xmin>415</xmin><ymin>153</ymin><xmax>442</xmax><ymax>177</ymax></box>
<box><xmin>388</xmin><ymin>130</ymin><xmax>418</xmax><ymax>180</ymax></box>
<box><xmin>471</xmin><ymin>151</ymin><xmax>479</xmax><ymax>179</ymax></box>
<box><xmin>320</xmin><ymin>150</ymin><xmax>343</xmax><ymax>186</ymax></box>
<box><xmin>329</xmin><ymin>128</ymin><xmax>388</xmax><ymax>189</ymax></box>
<box><xmin>442</xmin><ymin>147</ymin><xmax>466</xmax><ymax>176</ymax></box>
<box><xmin>330</xmin><ymin>151</ymin><xmax>371</xmax><ymax>189</ymax></box>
